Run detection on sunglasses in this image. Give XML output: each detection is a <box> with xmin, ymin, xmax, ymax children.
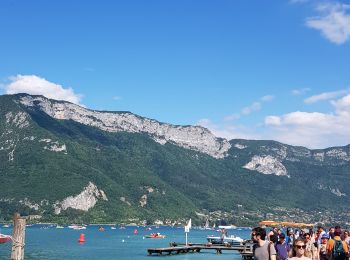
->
<box><xmin>295</xmin><ymin>245</ymin><xmax>306</xmax><ymax>249</ymax></box>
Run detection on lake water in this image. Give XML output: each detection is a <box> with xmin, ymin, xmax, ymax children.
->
<box><xmin>0</xmin><ymin>225</ymin><xmax>251</xmax><ymax>259</ymax></box>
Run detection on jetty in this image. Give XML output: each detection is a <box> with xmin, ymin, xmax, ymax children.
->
<box><xmin>147</xmin><ymin>241</ymin><xmax>254</xmax><ymax>259</ymax></box>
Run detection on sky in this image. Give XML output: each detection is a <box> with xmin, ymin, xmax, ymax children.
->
<box><xmin>1</xmin><ymin>0</ymin><xmax>350</xmax><ymax>149</ymax></box>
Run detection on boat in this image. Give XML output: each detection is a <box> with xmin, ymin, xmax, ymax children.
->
<box><xmin>207</xmin><ymin>229</ymin><xmax>244</xmax><ymax>245</ymax></box>
<box><xmin>68</xmin><ymin>225</ymin><xmax>86</xmax><ymax>230</ymax></box>
<box><xmin>204</xmin><ymin>219</ymin><xmax>211</xmax><ymax>230</ymax></box>
<box><xmin>0</xmin><ymin>234</ymin><xmax>12</xmax><ymax>244</ymax></box>
<box><xmin>258</xmin><ymin>220</ymin><xmax>314</xmax><ymax>228</ymax></box>
<box><xmin>56</xmin><ymin>225</ymin><xmax>64</xmax><ymax>229</ymax></box>
<box><xmin>98</xmin><ymin>226</ymin><xmax>105</xmax><ymax>232</ymax></box>
<box><xmin>145</xmin><ymin>233</ymin><xmax>166</xmax><ymax>239</ymax></box>
<box><xmin>218</xmin><ymin>225</ymin><xmax>237</xmax><ymax>229</ymax></box>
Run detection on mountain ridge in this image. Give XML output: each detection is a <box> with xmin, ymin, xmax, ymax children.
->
<box><xmin>1</xmin><ymin>93</ymin><xmax>350</xmax><ymax>226</ymax></box>
<box><xmin>17</xmin><ymin>93</ymin><xmax>231</xmax><ymax>159</ymax></box>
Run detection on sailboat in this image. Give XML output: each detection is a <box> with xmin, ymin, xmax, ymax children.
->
<box><xmin>204</xmin><ymin>219</ymin><xmax>211</xmax><ymax>230</ymax></box>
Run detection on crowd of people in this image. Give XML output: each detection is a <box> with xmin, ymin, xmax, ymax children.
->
<box><xmin>251</xmin><ymin>225</ymin><xmax>350</xmax><ymax>260</ymax></box>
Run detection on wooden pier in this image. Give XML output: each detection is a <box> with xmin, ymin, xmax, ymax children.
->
<box><xmin>147</xmin><ymin>241</ymin><xmax>254</xmax><ymax>258</ymax></box>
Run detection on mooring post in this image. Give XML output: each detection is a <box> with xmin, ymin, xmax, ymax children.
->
<box><xmin>11</xmin><ymin>213</ymin><xmax>26</xmax><ymax>260</ymax></box>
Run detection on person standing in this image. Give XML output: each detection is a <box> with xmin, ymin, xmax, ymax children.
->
<box><xmin>252</xmin><ymin>227</ymin><xmax>277</xmax><ymax>260</ymax></box>
<box><xmin>276</xmin><ymin>233</ymin><xmax>290</xmax><ymax>260</ymax></box>
<box><xmin>319</xmin><ymin>234</ymin><xmax>329</xmax><ymax>260</ymax></box>
<box><xmin>317</xmin><ymin>226</ymin><xmax>327</xmax><ymax>247</ymax></box>
<box><xmin>269</xmin><ymin>227</ymin><xmax>279</xmax><ymax>242</ymax></box>
<box><xmin>288</xmin><ymin>237</ymin><xmax>312</xmax><ymax>260</ymax></box>
<box><xmin>304</xmin><ymin>233</ymin><xmax>318</xmax><ymax>260</ymax></box>
<box><xmin>328</xmin><ymin>227</ymin><xmax>335</xmax><ymax>240</ymax></box>
<box><xmin>327</xmin><ymin>226</ymin><xmax>348</xmax><ymax>260</ymax></box>
<box><xmin>344</xmin><ymin>231</ymin><xmax>350</xmax><ymax>253</ymax></box>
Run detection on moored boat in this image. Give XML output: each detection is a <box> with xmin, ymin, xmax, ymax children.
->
<box><xmin>207</xmin><ymin>229</ymin><xmax>243</xmax><ymax>245</ymax></box>
<box><xmin>68</xmin><ymin>225</ymin><xmax>86</xmax><ymax>230</ymax></box>
<box><xmin>0</xmin><ymin>234</ymin><xmax>11</xmax><ymax>244</ymax></box>
<box><xmin>56</xmin><ymin>225</ymin><xmax>64</xmax><ymax>229</ymax></box>
<box><xmin>98</xmin><ymin>226</ymin><xmax>105</xmax><ymax>232</ymax></box>
<box><xmin>145</xmin><ymin>233</ymin><xmax>166</xmax><ymax>239</ymax></box>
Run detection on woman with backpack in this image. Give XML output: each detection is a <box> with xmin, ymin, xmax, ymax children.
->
<box><xmin>326</xmin><ymin>226</ymin><xmax>349</xmax><ymax>260</ymax></box>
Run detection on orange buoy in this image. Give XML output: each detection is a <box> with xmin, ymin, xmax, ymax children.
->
<box><xmin>78</xmin><ymin>233</ymin><xmax>85</xmax><ymax>243</ymax></box>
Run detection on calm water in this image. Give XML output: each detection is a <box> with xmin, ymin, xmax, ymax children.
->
<box><xmin>0</xmin><ymin>225</ymin><xmax>251</xmax><ymax>260</ymax></box>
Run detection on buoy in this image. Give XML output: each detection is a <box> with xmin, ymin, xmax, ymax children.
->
<box><xmin>133</xmin><ymin>229</ymin><xmax>138</xmax><ymax>235</ymax></box>
<box><xmin>122</xmin><ymin>239</ymin><xmax>125</xmax><ymax>243</ymax></box>
<box><xmin>78</xmin><ymin>233</ymin><xmax>85</xmax><ymax>243</ymax></box>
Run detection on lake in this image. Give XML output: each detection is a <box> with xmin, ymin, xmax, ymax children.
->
<box><xmin>0</xmin><ymin>225</ymin><xmax>252</xmax><ymax>259</ymax></box>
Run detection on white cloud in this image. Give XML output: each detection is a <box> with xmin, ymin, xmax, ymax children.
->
<box><xmin>304</xmin><ymin>89</ymin><xmax>349</xmax><ymax>104</ymax></box>
<box><xmin>4</xmin><ymin>75</ymin><xmax>83</xmax><ymax>105</ymax></box>
<box><xmin>262</xmin><ymin>93</ymin><xmax>350</xmax><ymax>148</ymax></box>
<box><xmin>331</xmin><ymin>93</ymin><xmax>350</xmax><ymax>113</ymax></box>
<box><xmin>242</xmin><ymin>102</ymin><xmax>261</xmax><ymax>115</ymax></box>
<box><xmin>205</xmin><ymin>92</ymin><xmax>350</xmax><ymax>149</ymax></box>
<box><xmin>261</xmin><ymin>95</ymin><xmax>274</xmax><ymax>102</ymax></box>
<box><xmin>224</xmin><ymin>95</ymin><xmax>274</xmax><ymax>122</ymax></box>
<box><xmin>291</xmin><ymin>88</ymin><xmax>311</xmax><ymax>96</ymax></box>
<box><xmin>223</xmin><ymin>113</ymin><xmax>240</xmax><ymax>122</ymax></box>
<box><xmin>263</xmin><ymin>110</ymin><xmax>350</xmax><ymax>148</ymax></box>
<box><xmin>278</xmin><ymin>111</ymin><xmax>331</xmax><ymax>126</ymax></box>
<box><xmin>197</xmin><ymin>118</ymin><xmax>261</xmax><ymax>141</ymax></box>
<box><xmin>265</xmin><ymin>116</ymin><xmax>281</xmax><ymax>126</ymax></box>
<box><xmin>306</xmin><ymin>3</ymin><xmax>350</xmax><ymax>44</ymax></box>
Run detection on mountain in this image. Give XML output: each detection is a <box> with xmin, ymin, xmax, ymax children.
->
<box><xmin>1</xmin><ymin>93</ymin><xmax>350</xmax><ymax>226</ymax></box>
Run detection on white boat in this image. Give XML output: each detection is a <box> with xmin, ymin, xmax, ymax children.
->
<box><xmin>56</xmin><ymin>225</ymin><xmax>64</xmax><ymax>229</ymax></box>
<box><xmin>218</xmin><ymin>225</ymin><xmax>237</xmax><ymax>229</ymax></box>
<box><xmin>207</xmin><ymin>231</ymin><xmax>244</xmax><ymax>245</ymax></box>
<box><xmin>68</xmin><ymin>225</ymin><xmax>86</xmax><ymax>230</ymax></box>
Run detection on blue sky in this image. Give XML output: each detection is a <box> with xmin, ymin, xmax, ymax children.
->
<box><xmin>1</xmin><ymin>0</ymin><xmax>350</xmax><ymax>148</ymax></box>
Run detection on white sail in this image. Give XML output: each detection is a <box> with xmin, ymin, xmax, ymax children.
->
<box><xmin>184</xmin><ymin>219</ymin><xmax>191</xmax><ymax>233</ymax></box>
<box><xmin>204</xmin><ymin>219</ymin><xmax>209</xmax><ymax>229</ymax></box>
